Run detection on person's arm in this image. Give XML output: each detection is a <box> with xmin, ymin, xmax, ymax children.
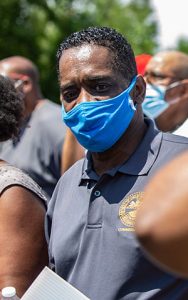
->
<box><xmin>135</xmin><ymin>151</ymin><xmax>188</xmax><ymax>278</ymax></box>
<box><xmin>0</xmin><ymin>186</ymin><xmax>48</xmax><ymax>297</ymax></box>
<box><xmin>61</xmin><ymin>128</ymin><xmax>85</xmax><ymax>173</ymax></box>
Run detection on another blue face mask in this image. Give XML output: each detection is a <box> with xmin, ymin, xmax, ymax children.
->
<box><xmin>142</xmin><ymin>83</ymin><xmax>169</xmax><ymax>119</ymax></box>
<box><xmin>62</xmin><ymin>76</ymin><xmax>137</xmax><ymax>152</ymax></box>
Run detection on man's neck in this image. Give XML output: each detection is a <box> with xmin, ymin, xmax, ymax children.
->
<box><xmin>92</xmin><ymin>114</ymin><xmax>147</xmax><ymax>176</ymax></box>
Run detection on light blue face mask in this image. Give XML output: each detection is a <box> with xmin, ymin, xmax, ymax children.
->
<box><xmin>142</xmin><ymin>83</ymin><xmax>169</xmax><ymax>119</ymax></box>
<box><xmin>62</xmin><ymin>76</ymin><xmax>137</xmax><ymax>152</ymax></box>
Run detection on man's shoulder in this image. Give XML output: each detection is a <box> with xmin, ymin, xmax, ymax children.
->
<box><xmin>158</xmin><ymin>132</ymin><xmax>188</xmax><ymax>164</ymax></box>
<box><xmin>57</xmin><ymin>158</ymin><xmax>85</xmax><ymax>186</ymax></box>
<box><xmin>43</xmin><ymin>99</ymin><xmax>61</xmax><ymax>110</ymax></box>
<box><xmin>33</xmin><ymin>100</ymin><xmax>66</xmax><ymax>140</ymax></box>
<box><xmin>63</xmin><ymin>158</ymin><xmax>85</xmax><ymax>178</ymax></box>
<box><xmin>37</xmin><ymin>100</ymin><xmax>62</xmax><ymax>120</ymax></box>
<box><xmin>47</xmin><ymin>158</ymin><xmax>85</xmax><ymax>210</ymax></box>
<box><xmin>162</xmin><ymin>132</ymin><xmax>188</xmax><ymax>146</ymax></box>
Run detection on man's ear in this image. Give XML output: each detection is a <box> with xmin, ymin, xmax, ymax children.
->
<box><xmin>130</xmin><ymin>75</ymin><xmax>146</xmax><ymax>104</ymax></box>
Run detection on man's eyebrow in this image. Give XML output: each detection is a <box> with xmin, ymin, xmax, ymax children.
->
<box><xmin>83</xmin><ymin>75</ymin><xmax>113</xmax><ymax>82</ymax></box>
<box><xmin>60</xmin><ymin>75</ymin><xmax>113</xmax><ymax>91</ymax></box>
<box><xmin>60</xmin><ymin>83</ymin><xmax>75</xmax><ymax>91</ymax></box>
<box><xmin>146</xmin><ymin>71</ymin><xmax>166</xmax><ymax>78</ymax></box>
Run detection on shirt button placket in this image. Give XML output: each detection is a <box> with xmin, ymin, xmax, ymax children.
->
<box><xmin>87</xmin><ymin>188</ymin><xmax>102</xmax><ymax>227</ymax></box>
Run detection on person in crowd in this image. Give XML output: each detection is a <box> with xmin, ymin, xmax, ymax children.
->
<box><xmin>143</xmin><ymin>50</ymin><xmax>188</xmax><ymax>136</ymax></box>
<box><xmin>61</xmin><ymin>54</ymin><xmax>154</xmax><ymax>173</ymax></box>
<box><xmin>0</xmin><ymin>56</ymin><xmax>66</xmax><ymax>200</ymax></box>
<box><xmin>135</xmin><ymin>150</ymin><xmax>188</xmax><ymax>279</ymax></box>
<box><xmin>0</xmin><ymin>75</ymin><xmax>48</xmax><ymax>297</ymax></box>
<box><xmin>61</xmin><ymin>53</ymin><xmax>154</xmax><ymax>174</ymax></box>
<box><xmin>45</xmin><ymin>26</ymin><xmax>188</xmax><ymax>300</ymax></box>
<box><xmin>62</xmin><ymin>53</ymin><xmax>154</xmax><ymax>173</ymax></box>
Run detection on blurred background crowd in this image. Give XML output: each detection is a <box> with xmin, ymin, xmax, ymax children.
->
<box><xmin>1</xmin><ymin>0</ymin><xmax>187</xmax><ymax>104</ymax></box>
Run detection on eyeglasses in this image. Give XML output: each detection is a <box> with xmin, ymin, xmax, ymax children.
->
<box><xmin>145</xmin><ymin>71</ymin><xmax>183</xmax><ymax>86</ymax></box>
<box><xmin>13</xmin><ymin>79</ymin><xmax>24</xmax><ymax>89</ymax></box>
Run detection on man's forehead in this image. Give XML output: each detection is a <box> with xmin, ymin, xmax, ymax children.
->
<box><xmin>59</xmin><ymin>45</ymin><xmax>115</xmax><ymax>81</ymax></box>
<box><xmin>60</xmin><ymin>44</ymin><xmax>112</xmax><ymax>64</ymax></box>
<box><xmin>70</xmin><ymin>45</ymin><xmax>94</xmax><ymax>61</ymax></box>
<box><xmin>146</xmin><ymin>52</ymin><xmax>182</xmax><ymax>71</ymax></box>
<box><xmin>0</xmin><ymin>62</ymin><xmax>12</xmax><ymax>76</ymax></box>
<box><xmin>146</xmin><ymin>56</ymin><xmax>164</xmax><ymax>71</ymax></box>
<box><xmin>152</xmin><ymin>55</ymin><xmax>163</xmax><ymax>64</ymax></box>
<box><xmin>0</xmin><ymin>63</ymin><xmax>28</xmax><ymax>81</ymax></box>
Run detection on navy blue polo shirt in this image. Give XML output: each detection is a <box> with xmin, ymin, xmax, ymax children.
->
<box><xmin>46</xmin><ymin>119</ymin><xmax>188</xmax><ymax>300</ymax></box>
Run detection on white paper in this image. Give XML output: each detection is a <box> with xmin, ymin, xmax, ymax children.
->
<box><xmin>21</xmin><ymin>267</ymin><xmax>90</xmax><ymax>300</ymax></box>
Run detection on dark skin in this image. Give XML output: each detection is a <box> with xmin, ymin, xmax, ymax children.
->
<box><xmin>145</xmin><ymin>51</ymin><xmax>188</xmax><ymax>132</ymax></box>
<box><xmin>135</xmin><ymin>151</ymin><xmax>188</xmax><ymax>278</ymax></box>
<box><xmin>61</xmin><ymin>127</ymin><xmax>84</xmax><ymax>173</ymax></box>
<box><xmin>0</xmin><ymin>161</ymin><xmax>48</xmax><ymax>297</ymax></box>
<box><xmin>59</xmin><ymin>45</ymin><xmax>146</xmax><ymax>175</ymax></box>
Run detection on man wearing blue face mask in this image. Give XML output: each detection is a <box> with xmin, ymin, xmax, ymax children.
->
<box><xmin>143</xmin><ymin>50</ymin><xmax>188</xmax><ymax>136</ymax></box>
<box><xmin>45</xmin><ymin>27</ymin><xmax>188</xmax><ymax>300</ymax></box>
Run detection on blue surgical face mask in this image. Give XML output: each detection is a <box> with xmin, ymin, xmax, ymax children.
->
<box><xmin>62</xmin><ymin>76</ymin><xmax>137</xmax><ymax>152</ymax></box>
<box><xmin>142</xmin><ymin>83</ymin><xmax>169</xmax><ymax>119</ymax></box>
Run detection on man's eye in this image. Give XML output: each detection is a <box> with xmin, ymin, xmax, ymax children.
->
<box><xmin>153</xmin><ymin>74</ymin><xmax>166</xmax><ymax>80</ymax></box>
<box><xmin>62</xmin><ymin>90</ymin><xmax>78</xmax><ymax>102</ymax></box>
<box><xmin>147</xmin><ymin>73</ymin><xmax>166</xmax><ymax>80</ymax></box>
<box><xmin>95</xmin><ymin>83</ymin><xmax>110</xmax><ymax>92</ymax></box>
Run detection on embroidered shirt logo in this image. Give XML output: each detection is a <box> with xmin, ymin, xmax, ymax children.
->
<box><xmin>118</xmin><ymin>192</ymin><xmax>144</xmax><ymax>231</ymax></box>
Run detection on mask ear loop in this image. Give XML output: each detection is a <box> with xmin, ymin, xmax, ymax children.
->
<box><xmin>128</xmin><ymin>75</ymin><xmax>138</xmax><ymax>109</ymax></box>
<box><xmin>167</xmin><ymin>81</ymin><xmax>182</xmax><ymax>89</ymax></box>
<box><xmin>127</xmin><ymin>76</ymin><xmax>138</xmax><ymax>93</ymax></box>
<box><xmin>165</xmin><ymin>81</ymin><xmax>184</xmax><ymax>105</ymax></box>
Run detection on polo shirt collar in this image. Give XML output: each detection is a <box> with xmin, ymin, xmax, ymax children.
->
<box><xmin>118</xmin><ymin>119</ymin><xmax>162</xmax><ymax>175</ymax></box>
<box><xmin>80</xmin><ymin>118</ymin><xmax>162</xmax><ymax>182</ymax></box>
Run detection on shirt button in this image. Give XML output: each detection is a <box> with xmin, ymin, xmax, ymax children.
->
<box><xmin>94</xmin><ymin>190</ymin><xmax>101</xmax><ymax>197</ymax></box>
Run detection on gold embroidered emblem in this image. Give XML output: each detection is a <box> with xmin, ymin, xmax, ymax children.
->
<box><xmin>118</xmin><ymin>192</ymin><xmax>144</xmax><ymax>231</ymax></box>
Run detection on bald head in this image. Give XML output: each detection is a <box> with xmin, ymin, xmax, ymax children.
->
<box><xmin>0</xmin><ymin>56</ymin><xmax>43</xmax><ymax>116</ymax></box>
<box><xmin>0</xmin><ymin>56</ymin><xmax>39</xmax><ymax>84</ymax></box>
<box><xmin>145</xmin><ymin>51</ymin><xmax>188</xmax><ymax>85</ymax></box>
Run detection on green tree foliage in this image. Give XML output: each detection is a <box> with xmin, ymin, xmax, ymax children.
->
<box><xmin>0</xmin><ymin>0</ymin><xmax>158</xmax><ymax>102</ymax></box>
<box><xmin>176</xmin><ymin>37</ymin><xmax>188</xmax><ymax>54</ymax></box>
